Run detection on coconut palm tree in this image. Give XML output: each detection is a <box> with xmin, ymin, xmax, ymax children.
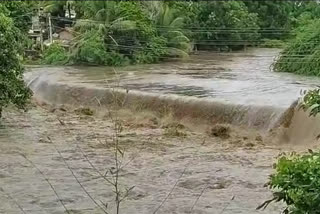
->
<box><xmin>144</xmin><ymin>1</ymin><xmax>191</xmax><ymax>57</ymax></box>
<box><xmin>70</xmin><ymin>2</ymin><xmax>139</xmax><ymax>65</ymax></box>
<box><xmin>74</xmin><ymin>1</ymin><xmax>136</xmax><ymax>34</ymax></box>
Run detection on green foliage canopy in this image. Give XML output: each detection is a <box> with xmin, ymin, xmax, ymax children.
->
<box><xmin>274</xmin><ymin>19</ymin><xmax>320</xmax><ymax>76</ymax></box>
<box><xmin>0</xmin><ymin>9</ymin><xmax>32</xmax><ymax>117</ymax></box>
<box><xmin>28</xmin><ymin>1</ymin><xmax>320</xmax><ymax>66</ymax></box>
<box><xmin>195</xmin><ymin>1</ymin><xmax>260</xmax><ymax>50</ymax></box>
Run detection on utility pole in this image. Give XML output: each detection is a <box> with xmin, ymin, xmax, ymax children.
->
<box><xmin>48</xmin><ymin>13</ymin><xmax>53</xmax><ymax>44</ymax></box>
<box><xmin>39</xmin><ymin>6</ymin><xmax>43</xmax><ymax>51</ymax></box>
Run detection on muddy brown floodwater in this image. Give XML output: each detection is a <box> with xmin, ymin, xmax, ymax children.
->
<box><xmin>1</xmin><ymin>48</ymin><xmax>320</xmax><ymax>214</ymax></box>
<box><xmin>0</xmin><ymin>105</ymin><xmax>299</xmax><ymax>214</ymax></box>
<box><xmin>26</xmin><ymin>48</ymin><xmax>320</xmax><ymax>108</ymax></box>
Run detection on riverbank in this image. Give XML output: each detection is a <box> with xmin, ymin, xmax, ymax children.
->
<box><xmin>1</xmin><ymin>101</ymin><xmax>304</xmax><ymax>214</ymax></box>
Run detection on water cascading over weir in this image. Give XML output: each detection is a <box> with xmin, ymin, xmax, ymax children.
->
<box><xmin>24</xmin><ymin>49</ymin><xmax>320</xmax><ymax>145</ymax></box>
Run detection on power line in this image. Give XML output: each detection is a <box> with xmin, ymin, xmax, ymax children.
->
<box><xmin>49</xmin><ymin>16</ymin><xmax>294</xmax><ymax>32</ymax></box>
<box><xmin>44</xmin><ymin>21</ymin><xmax>320</xmax><ymax>63</ymax></box>
<box><xmin>49</xmin><ymin>24</ymin><xmax>320</xmax><ymax>60</ymax></box>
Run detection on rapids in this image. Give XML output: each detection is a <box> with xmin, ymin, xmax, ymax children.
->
<box><xmin>25</xmin><ymin>48</ymin><xmax>320</xmax><ymax>143</ymax></box>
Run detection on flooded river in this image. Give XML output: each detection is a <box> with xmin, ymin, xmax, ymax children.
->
<box><xmin>25</xmin><ymin>48</ymin><xmax>320</xmax><ymax>132</ymax></box>
<box><xmin>1</xmin><ymin>48</ymin><xmax>319</xmax><ymax>214</ymax></box>
<box><xmin>28</xmin><ymin>48</ymin><xmax>320</xmax><ymax>108</ymax></box>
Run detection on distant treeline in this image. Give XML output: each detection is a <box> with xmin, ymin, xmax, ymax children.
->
<box><xmin>3</xmin><ymin>1</ymin><xmax>320</xmax><ymax>67</ymax></box>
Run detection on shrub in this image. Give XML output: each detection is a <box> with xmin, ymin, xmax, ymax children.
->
<box><xmin>42</xmin><ymin>43</ymin><xmax>69</xmax><ymax>65</ymax></box>
<box><xmin>299</xmin><ymin>88</ymin><xmax>320</xmax><ymax>116</ymax></box>
<box><xmin>132</xmin><ymin>36</ymin><xmax>168</xmax><ymax>64</ymax></box>
<box><xmin>105</xmin><ymin>51</ymin><xmax>130</xmax><ymax>67</ymax></box>
<box><xmin>71</xmin><ymin>30</ymin><xmax>129</xmax><ymax>66</ymax></box>
<box><xmin>259</xmin><ymin>150</ymin><xmax>320</xmax><ymax>214</ymax></box>
<box><xmin>259</xmin><ymin>88</ymin><xmax>320</xmax><ymax>212</ymax></box>
<box><xmin>273</xmin><ymin>19</ymin><xmax>320</xmax><ymax>76</ymax></box>
<box><xmin>71</xmin><ymin>31</ymin><xmax>109</xmax><ymax>65</ymax></box>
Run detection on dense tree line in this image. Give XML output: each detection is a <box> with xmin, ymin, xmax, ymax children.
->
<box><xmin>3</xmin><ymin>1</ymin><xmax>320</xmax><ymax>69</ymax></box>
<box><xmin>40</xmin><ymin>1</ymin><xmax>315</xmax><ymax>66</ymax></box>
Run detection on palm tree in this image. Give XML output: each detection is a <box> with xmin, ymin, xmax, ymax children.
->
<box><xmin>69</xmin><ymin>2</ymin><xmax>139</xmax><ymax>64</ymax></box>
<box><xmin>144</xmin><ymin>1</ymin><xmax>191</xmax><ymax>58</ymax></box>
<box><xmin>74</xmin><ymin>1</ymin><xmax>136</xmax><ymax>34</ymax></box>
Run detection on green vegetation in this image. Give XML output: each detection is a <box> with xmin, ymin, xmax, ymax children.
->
<box><xmin>0</xmin><ymin>4</ymin><xmax>32</xmax><ymax>117</ymax></box>
<box><xmin>30</xmin><ymin>1</ymin><xmax>315</xmax><ymax>66</ymax></box>
<box><xmin>69</xmin><ymin>1</ymin><xmax>172</xmax><ymax>65</ymax></box>
<box><xmin>152</xmin><ymin>2</ymin><xmax>190</xmax><ymax>57</ymax></box>
<box><xmin>259</xmin><ymin>39</ymin><xmax>286</xmax><ymax>48</ymax></box>
<box><xmin>274</xmin><ymin>19</ymin><xmax>320</xmax><ymax>76</ymax></box>
<box><xmin>245</xmin><ymin>1</ymin><xmax>294</xmax><ymax>40</ymax></box>
<box><xmin>4</xmin><ymin>2</ymin><xmax>320</xmax><ymax>213</ymax></box>
<box><xmin>258</xmin><ymin>87</ymin><xmax>320</xmax><ymax>213</ymax></box>
<box><xmin>259</xmin><ymin>150</ymin><xmax>320</xmax><ymax>214</ymax></box>
<box><xmin>43</xmin><ymin>43</ymin><xmax>69</xmax><ymax>65</ymax></box>
<box><xmin>4</xmin><ymin>1</ymin><xmax>320</xmax><ymax>71</ymax></box>
<box><xmin>70</xmin><ymin>30</ymin><xmax>125</xmax><ymax>66</ymax></box>
<box><xmin>273</xmin><ymin>2</ymin><xmax>320</xmax><ymax>76</ymax></box>
<box><xmin>194</xmin><ymin>1</ymin><xmax>260</xmax><ymax>50</ymax></box>
<box><xmin>299</xmin><ymin>89</ymin><xmax>320</xmax><ymax>117</ymax></box>
<box><xmin>1</xmin><ymin>1</ymin><xmax>33</xmax><ymax>33</ymax></box>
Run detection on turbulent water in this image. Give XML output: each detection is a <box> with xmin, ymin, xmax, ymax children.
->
<box><xmin>37</xmin><ymin>48</ymin><xmax>320</xmax><ymax>107</ymax></box>
<box><xmin>1</xmin><ymin>48</ymin><xmax>319</xmax><ymax>214</ymax></box>
<box><xmin>25</xmin><ymin>48</ymin><xmax>320</xmax><ymax>137</ymax></box>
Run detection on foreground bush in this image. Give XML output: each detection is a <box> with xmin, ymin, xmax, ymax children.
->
<box><xmin>0</xmin><ymin>11</ymin><xmax>31</xmax><ymax>117</ymax></box>
<box><xmin>299</xmin><ymin>88</ymin><xmax>320</xmax><ymax>116</ymax></box>
<box><xmin>260</xmin><ymin>150</ymin><xmax>320</xmax><ymax>214</ymax></box>
<box><xmin>259</xmin><ymin>88</ymin><xmax>320</xmax><ymax>213</ymax></box>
